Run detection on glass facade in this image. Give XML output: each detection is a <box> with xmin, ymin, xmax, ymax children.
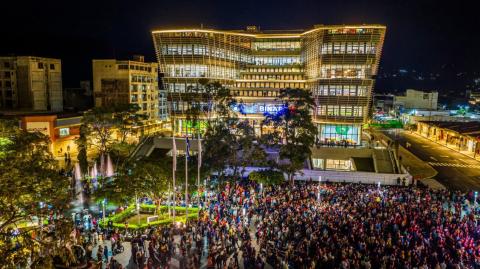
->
<box><xmin>318</xmin><ymin>124</ymin><xmax>361</xmax><ymax>145</ymax></box>
<box><xmin>326</xmin><ymin>159</ymin><xmax>352</xmax><ymax>170</ymax></box>
<box><xmin>152</xmin><ymin>25</ymin><xmax>385</xmax><ymax>137</ymax></box>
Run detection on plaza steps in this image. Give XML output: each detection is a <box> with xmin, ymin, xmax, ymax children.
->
<box><xmin>372</xmin><ymin>149</ymin><xmax>395</xmax><ymax>174</ymax></box>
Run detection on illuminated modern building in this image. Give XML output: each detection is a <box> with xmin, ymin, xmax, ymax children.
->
<box><xmin>0</xmin><ymin>56</ymin><xmax>63</xmax><ymax>111</ymax></box>
<box><xmin>92</xmin><ymin>55</ymin><xmax>168</xmax><ymax>121</ymax></box>
<box><xmin>152</xmin><ymin>25</ymin><xmax>386</xmax><ymax>145</ymax></box>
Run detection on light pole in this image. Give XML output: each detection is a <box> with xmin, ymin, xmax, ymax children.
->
<box><xmin>318</xmin><ymin>176</ymin><xmax>322</xmax><ymax>202</ymax></box>
<box><xmin>102</xmin><ymin>198</ymin><xmax>106</xmax><ymax>222</ymax></box>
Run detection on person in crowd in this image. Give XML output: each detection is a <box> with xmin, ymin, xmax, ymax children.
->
<box><xmin>77</xmin><ymin>178</ymin><xmax>480</xmax><ymax>269</ymax></box>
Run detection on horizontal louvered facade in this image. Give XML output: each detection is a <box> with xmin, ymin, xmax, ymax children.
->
<box><xmin>152</xmin><ymin>25</ymin><xmax>385</xmax><ymax>144</ymax></box>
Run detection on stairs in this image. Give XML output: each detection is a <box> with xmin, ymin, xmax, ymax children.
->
<box><xmin>372</xmin><ymin>149</ymin><xmax>395</xmax><ymax>173</ymax></box>
<box><xmin>129</xmin><ymin>136</ymin><xmax>155</xmax><ymax>159</ymax></box>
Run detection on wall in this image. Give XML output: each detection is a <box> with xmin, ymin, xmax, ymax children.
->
<box><xmin>226</xmin><ymin>166</ymin><xmax>410</xmax><ymax>186</ymax></box>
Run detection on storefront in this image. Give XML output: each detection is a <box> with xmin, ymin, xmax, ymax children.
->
<box><xmin>417</xmin><ymin>121</ymin><xmax>480</xmax><ymax>159</ymax></box>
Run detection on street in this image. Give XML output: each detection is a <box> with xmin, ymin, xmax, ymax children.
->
<box><xmin>381</xmin><ymin>129</ymin><xmax>480</xmax><ymax>192</ymax></box>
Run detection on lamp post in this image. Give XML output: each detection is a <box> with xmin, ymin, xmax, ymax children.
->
<box><xmin>474</xmin><ymin>191</ymin><xmax>478</xmax><ymax>216</ymax></box>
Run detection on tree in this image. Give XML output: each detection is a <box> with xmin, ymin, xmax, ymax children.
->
<box><xmin>76</xmin><ymin>124</ymin><xmax>89</xmax><ymax>175</ymax></box>
<box><xmin>201</xmin><ymin>80</ymin><xmax>239</xmax><ymax>179</ymax></box>
<box><xmin>248</xmin><ymin>169</ymin><xmax>285</xmax><ymax>186</ymax></box>
<box><xmin>0</xmin><ymin>120</ymin><xmax>75</xmax><ymax>268</ymax></box>
<box><xmin>114</xmin><ymin>104</ymin><xmax>148</xmax><ymax>144</ymax></box>
<box><xmin>76</xmin><ymin>104</ymin><xmax>147</xmax><ymax>177</ymax></box>
<box><xmin>262</xmin><ymin>88</ymin><xmax>317</xmax><ymax>184</ymax></box>
<box><xmin>229</xmin><ymin>120</ymin><xmax>267</xmax><ymax>179</ymax></box>
<box><xmin>79</xmin><ymin>104</ymin><xmax>146</xmax><ymax>157</ymax></box>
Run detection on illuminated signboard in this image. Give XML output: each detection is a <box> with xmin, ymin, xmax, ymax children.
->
<box><xmin>231</xmin><ymin>103</ymin><xmax>285</xmax><ymax>114</ymax></box>
<box><xmin>59</xmin><ymin>128</ymin><xmax>70</xmax><ymax>137</ymax></box>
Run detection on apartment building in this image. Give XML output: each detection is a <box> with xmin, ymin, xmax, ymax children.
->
<box><xmin>92</xmin><ymin>55</ymin><xmax>167</xmax><ymax>120</ymax></box>
<box><xmin>0</xmin><ymin>56</ymin><xmax>63</xmax><ymax>111</ymax></box>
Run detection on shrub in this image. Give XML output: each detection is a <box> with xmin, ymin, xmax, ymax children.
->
<box><xmin>100</xmin><ymin>204</ymin><xmax>200</xmax><ymax>229</ymax></box>
<box><xmin>249</xmin><ymin>169</ymin><xmax>285</xmax><ymax>185</ymax></box>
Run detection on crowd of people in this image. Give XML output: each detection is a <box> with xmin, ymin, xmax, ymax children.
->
<box><xmin>70</xmin><ymin>179</ymin><xmax>480</xmax><ymax>269</ymax></box>
<box><xmin>255</xmin><ymin>182</ymin><xmax>480</xmax><ymax>268</ymax></box>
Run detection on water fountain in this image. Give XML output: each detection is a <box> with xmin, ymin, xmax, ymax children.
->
<box><xmin>100</xmin><ymin>153</ymin><xmax>105</xmax><ymax>177</ymax></box>
<box><xmin>106</xmin><ymin>153</ymin><xmax>114</xmax><ymax>177</ymax></box>
<box><xmin>90</xmin><ymin>162</ymin><xmax>98</xmax><ymax>179</ymax></box>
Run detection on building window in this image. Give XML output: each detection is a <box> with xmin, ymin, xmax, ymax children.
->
<box><xmin>326</xmin><ymin>159</ymin><xmax>352</xmax><ymax>170</ymax></box>
<box><xmin>50</xmin><ymin>64</ymin><xmax>55</xmax><ymax>70</ymax></box>
<box><xmin>38</xmin><ymin>63</ymin><xmax>44</xmax><ymax>69</ymax></box>
<box><xmin>312</xmin><ymin>158</ymin><xmax>324</xmax><ymax>169</ymax></box>
<box><xmin>318</xmin><ymin>124</ymin><xmax>360</xmax><ymax>145</ymax></box>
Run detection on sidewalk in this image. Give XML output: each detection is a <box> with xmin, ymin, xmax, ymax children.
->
<box><xmin>414</xmin><ymin>132</ymin><xmax>480</xmax><ymax>162</ymax></box>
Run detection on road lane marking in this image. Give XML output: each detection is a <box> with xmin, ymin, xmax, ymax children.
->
<box><xmin>428</xmin><ymin>162</ymin><xmax>480</xmax><ymax>169</ymax></box>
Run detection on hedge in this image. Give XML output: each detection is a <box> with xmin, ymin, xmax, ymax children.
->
<box><xmin>99</xmin><ymin>204</ymin><xmax>200</xmax><ymax>229</ymax></box>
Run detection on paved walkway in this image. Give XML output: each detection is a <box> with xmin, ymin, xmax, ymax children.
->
<box><xmin>415</xmin><ymin>132</ymin><xmax>480</xmax><ymax>162</ymax></box>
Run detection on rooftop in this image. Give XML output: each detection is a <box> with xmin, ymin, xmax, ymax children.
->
<box><xmin>151</xmin><ymin>24</ymin><xmax>387</xmax><ymax>37</ymax></box>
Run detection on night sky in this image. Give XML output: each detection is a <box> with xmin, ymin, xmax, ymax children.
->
<box><xmin>1</xmin><ymin>0</ymin><xmax>479</xmax><ymax>90</ymax></box>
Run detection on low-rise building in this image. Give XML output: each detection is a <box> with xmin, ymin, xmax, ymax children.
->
<box><xmin>417</xmin><ymin>121</ymin><xmax>480</xmax><ymax>159</ymax></box>
<box><xmin>395</xmin><ymin>89</ymin><xmax>438</xmax><ymax>111</ymax></box>
<box><xmin>0</xmin><ymin>112</ymin><xmax>82</xmax><ymax>158</ymax></box>
<box><xmin>373</xmin><ymin>93</ymin><xmax>395</xmax><ymax>115</ymax></box>
<box><xmin>469</xmin><ymin>91</ymin><xmax>480</xmax><ymax>106</ymax></box>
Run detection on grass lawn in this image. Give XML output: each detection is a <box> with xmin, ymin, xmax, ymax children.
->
<box><xmin>125</xmin><ymin>214</ymin><xmax>151</xmax><ymax>225</ymax></box>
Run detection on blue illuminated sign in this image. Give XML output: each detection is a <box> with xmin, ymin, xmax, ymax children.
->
<box><xmin>231</xmin><ymin>103</ymin><xmax>285</xmax><ymax>115</ymax></box>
